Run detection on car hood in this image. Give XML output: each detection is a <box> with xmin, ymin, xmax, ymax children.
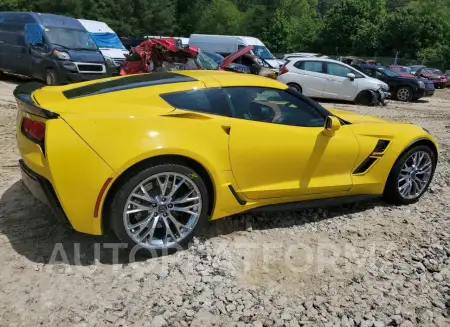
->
<box><xmin>365</xmin><ymin>77</ymin><xmax>389</xmax><ymax>89</ymax></box>
<box><xmin>397</xmin><ymin>72</ymin><xmax>416</xmax><ymax>78</ymax></box>
<box><xmin>98</xmin><ymin>48</ymin><xmax>129</xmax><ymax>59</ymax></box>
<box><xmin>329</xmin><ymin>109</ymin><xmax>388</xmax><ymax>124</ymax></box>
<box><xmin>64</xmin><ymin>49</ymin><xmax>105</xmax><ymax>63</ymax></box>
<box><xmin>221</xmin><ymin>46</ymin><xmax>254</xmax><ymax>68</ymax></box>
<box><xmin>422</xmin><ymin>74</ymin><xmax>445</xmax><ymax>79</ymax></box>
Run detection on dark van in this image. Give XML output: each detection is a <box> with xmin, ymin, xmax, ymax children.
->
<box><xmin>0</xmin><ymin>12</ymin><xmax>107</xmax><ymax>85</ymax></box>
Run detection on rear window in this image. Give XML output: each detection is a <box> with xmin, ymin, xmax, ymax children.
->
<box><xmin>160</xmin><ymin>88</ymin><xmax>231</xmax><ymax>117</ymax></box>
<box><xmin>63</xmin><ymin>73</ymin><xmax>196</xmax><ymax>99</ymax></box>
<box><xmin>294</xmin><ymin>61</ymin><xmax>324</xmax><ymax>73</ymax></box>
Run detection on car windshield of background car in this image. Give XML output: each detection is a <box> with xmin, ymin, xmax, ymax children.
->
<box><xmin>378</xmin><ymin>68</ymin><xmax>398</xmax><ymax>77</ymax></box>
<box><xmin>195</xmin><ymin>50</ymin><xmax>219</xmax><ymax>70</ymax></box>
<box><xmin>252</xmin><ymin>45</ymin><xmax>274</xmax><ymax>60</ymax></box>
<box><xmin>46</xmin><ymin>27</ymin><xmax>97</xmax><ymax>51</ymax></box>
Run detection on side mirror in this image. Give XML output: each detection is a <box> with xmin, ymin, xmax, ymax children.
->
<box><xmin>323</xmin><ymin>116</ymin><xmax>341</xmax><ymax>136</ymax></box>
<box><xmin>347</xmin><ymin>73</ymin><xmax>355</xmax><ymax>81</ymax></box>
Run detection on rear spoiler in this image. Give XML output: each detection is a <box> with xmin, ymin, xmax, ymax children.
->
<box><xmin>13</xmin><ymin>82</ymin><xmax>59</xmax><ymax>119</ymax></box>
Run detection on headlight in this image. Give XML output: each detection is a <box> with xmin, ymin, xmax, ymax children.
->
<box><xmin>53</xmin><ymin>49</ymin><xmax>71</xmax><ymax>60</ymax></box>
<box><xmin>104</xmin><ymin>56</ymin><xmax>116</xmax><ymax>68</ymax></box>
<box><xmin>378</xmin><ymin>83</ymin><xmax>389</xmax><ymax>91</ymax></box>
<box><xmin>418</xmin><ymin>81</ymin><xmax>425</xmax><ymax>88</ymax></box>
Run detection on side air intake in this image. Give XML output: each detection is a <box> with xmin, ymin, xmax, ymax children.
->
<box><xmin>353</xmin><ymin>139</ymin><xmax>390</xmax><ymax>175</ymax></box>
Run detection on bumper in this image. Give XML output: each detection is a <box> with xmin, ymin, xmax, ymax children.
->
<box><xmin>55</xmin><ymin>61</ymin><xmax>107</xmax><ymax>84</ymax></box>
<box><xmin>414</xmin><ymin>88</ymin><xmax>435</xmax><ymax>98</ymax></box>
<box><xmin>19</xmin><ymin>159</ymin><xmax>69</xmax><ymax>225</ymax></box>
<box><xmin>433</xmin><ymin>81</ymin><xmax>447</xmax><ymax>88</ymax></box>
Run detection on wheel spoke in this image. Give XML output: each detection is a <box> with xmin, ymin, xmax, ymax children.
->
<box><xmin>131</xmin><ymin>191</ymin><xmax>156</xmax><ymax>204</ymax></box>
<box><xmin>126</xmin><ymin>200</ymin><xmax>151</xmax><ymax>214</ymax></box>
<box><xmin>162</xmin><ymin>216</ymin><xmax>176</xmax><ymax>245</ymax></box>
<box><xmin>137</xmin><ymin>215</ymin><xmax>159</xmax><ymax>243</ymax></box>
<box><xmin>128</xmin><ymin>214</ymin><xmax>153</xmax><ymax>231</ymax></box>
<box><xmin>167</xmin><ymin>212</ymin><xmax>190</xmax><ymax>235</ymax></box>
<box><xmin>171</xmin><ymin>204</ymin><xmax>199</xmax><ymax>216</ymax></box>
<box><xmin>167</xmin><ymin>176</ymin><xmax>185</xmax><ymax>199</ymax></box>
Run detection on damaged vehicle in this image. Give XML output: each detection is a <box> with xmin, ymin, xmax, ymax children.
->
<box><xmin>353</xmin><ymin>64</ymin><xmax>435</xmax><ymax>101</ymax></box>
<box><xmin>277</xmin><ymin>58</ymin><xmax>389</xmax><ymax>106</ymax></box>
<box><xmin>119</xmin><ymin>37</ymin><xmax>276</xmax><ymax>78</ymax></box>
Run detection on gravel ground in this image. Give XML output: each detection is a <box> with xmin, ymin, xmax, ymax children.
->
<box><xmin>0</xmin><ymin>77</ymin><xmax>449</xmax><ymax>327</ymax></box>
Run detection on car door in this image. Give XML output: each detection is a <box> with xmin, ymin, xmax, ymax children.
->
<box><xmin>24</xmin><ymin>23</ymin><xmax>47</xmax><ymax>79</ymax></box>
<box><xmin>223</xmin><ymin>86</ymin><xmax>360</xmax><ymax>200</ymax></box>
<box><xmin>291</xmin><ymin>60</ymin><xmax>327</xmax><ymax>97</ymax></box>
<box><xmin>323</xmin><ymin>62</ymin><xmax>361</xmax><ymax>100</ymax></box>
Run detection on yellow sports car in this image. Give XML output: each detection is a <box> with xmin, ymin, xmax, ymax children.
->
<box><xmin>14</xmin><ymin>71</ymin><xmax>438</xmax><ymax>252</ymax></box>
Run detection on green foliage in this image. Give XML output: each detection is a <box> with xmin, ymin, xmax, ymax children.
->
<box><xmin>0</xmin><ymin>0</ymin><xmax>449</xmax><ymax>62</ymax></box>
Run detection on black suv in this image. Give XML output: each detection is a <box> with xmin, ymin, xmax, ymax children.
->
<box><xmin>352</xmin><ymin>64</ymin><xmax>435</xmax><ymax>101</ymax></box>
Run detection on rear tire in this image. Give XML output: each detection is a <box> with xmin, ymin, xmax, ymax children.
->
<box><xmin>395</xmin><ymin>86</ymin><xmax>413</xmax><ymax>102</ymax></box>
<box><xmin>287</xmin><ymin>83</ymin><xmax>302</xmax><ymax>93</ymax></box>
<box><xmin>45</xmin><ymin>69</ymin><xmax>58</xmax><ymax>86</ymax></box>
<box><xmin>383</xmin><ymin>145</ymin><xmax>436</xmax><ymax>205</ymax></box>
<box><xmin>108</xmin><ymin>163</ymin><xmax>210</xmax><ymax>256</ymax></box>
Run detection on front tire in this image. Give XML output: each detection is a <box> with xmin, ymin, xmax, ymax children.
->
<box><xmin>45</xmin><ymin>69</ymin><xmax>59</xmax><ymax>85</ymax></box>
<box><xmin>383</xmin><ymin>145</ymin><xmax>436</xmax><ymax>205</ymax></box>
<box><xmin>395</xmin><ymin>86</ymin><xmax>413</xmax><ymax>102</ymax></box>
<box><xmin>108</xmin><ymin>163</ymin><xmax>210</xmax><ymax>255</ymax></box>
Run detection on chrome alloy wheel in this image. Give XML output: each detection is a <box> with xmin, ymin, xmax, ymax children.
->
<box><xmin>398</xmin><ymin>151</ymin><xmax>433</xmax><ymax>200</ymax></box>
<box><xmin>397</xmin><ymin>88</ymin><xmax>411</xmax><ymax>101</ymax></box>
<box><xmin>123</xmin><ymin>173</ymin><xmax>202</xmax><ymax>249</ymax></box>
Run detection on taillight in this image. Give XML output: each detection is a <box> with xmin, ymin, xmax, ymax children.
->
<box><xmin>279</xmin><ymin>65</ymin><xmax>289</xmax><ymax>75</ymax></box>
<box><xmin>22</xmin><ymin>117</ymin><xmax>46</xmax><ymax>143</ymax></box>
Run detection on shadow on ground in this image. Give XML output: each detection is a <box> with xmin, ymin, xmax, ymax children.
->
<box><xmin>0</xmin><ymin>73</ymin><xmax>30</xmax><ymax>85</ymax></box>
<box><xmin>0</xmin><ymin>180</ymin><xmax>390</xmax><ymax>266</ymax></box>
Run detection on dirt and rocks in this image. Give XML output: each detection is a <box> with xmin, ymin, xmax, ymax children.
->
<box><xmin>0</xmin><ymin>76</ymin><xmax>449</xmax><ymax>327</ymax></box>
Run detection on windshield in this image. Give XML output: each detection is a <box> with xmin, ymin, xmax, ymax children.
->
<box><xmin>195</xmin><ymin>49</ymin><xmax>219</xmax><ymax>70</ymax></box>
<box><xmin>378</xmin><ymin>67</ymin><xmax>398</xmax><ymax>77</ymax></box>
<box><xmin>390</xmin><ymin>66</ymin><xmax>411</xmax><ymax>73</ymax></box>
<box><xmin>252</xmin><ymin>45</ymin><xmax>274</xmax><ymax>60</ymax></box>
<box><xmin>45</xmin><ymin>27</ymin><xmax>97</xmax><ymax>50</ymax></box>
<box><xmin>89</xmin><ymin>32</ymin><xmax>125</xmax><ymax>49</ymax></box>
<box><xmin>423</xmin><ymin>68</ymin><xmax>441</xmax><ymax>74</ymax></box>
<box><xmin>203</xmin><ymin>51</ymin><xmax>224</xmax><ymax>64</ymax></box>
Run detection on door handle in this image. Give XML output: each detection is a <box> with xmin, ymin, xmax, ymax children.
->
<box><xmin>0</xmin><ymin>41</ymin><xmax>4</xmax><ymax>44</ymax></box>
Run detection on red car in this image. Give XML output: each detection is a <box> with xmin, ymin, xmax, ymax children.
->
<box><xmin>415</xmin><ymin>67</ymin><xmax>448</xmax><ymax>89</ymax></box>
<box><xmin>119</xmin><ymin>37</ymin><xmax>254</xmax><ymax>75</ymax></box>
<box><xmin>388</xmin><ymin>65</ymin><xmax>416</xmax><ymax>78</ymax></box>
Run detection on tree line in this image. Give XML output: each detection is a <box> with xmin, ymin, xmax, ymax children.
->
<box><xmin>1</xmin><ymin>0</ymin><xmax>449</xmax><ymax>62</ymax></box>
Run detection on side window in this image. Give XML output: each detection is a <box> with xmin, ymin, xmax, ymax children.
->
<box><xmin>24</xmin><ymin>23</ymin><xmax>46</xmax><ymax>51</ymax></box>
<box><xmin>224</xmin><ymin>87</ymin><xmax>326</xmax><ymax>127</ymax></box>
<box><xmin>293</xmin><ymin>60</ymin><xmax>304</xmax><ymax>70</ymax></box>
<box><xmin>326</xmin><ymin>62</ymin><xmax>353</xmax><ymax>77</ymax></box>
<box><xmin>375</xmin><ymin>70</ymin><xmax>384</xmax><ymax>78</ymax></box>
<box><xmin>362</xmin><ymin>68</ymin><xmax>375</xmax><ymax>77</ymax></box>
<box><xmin>160</xmin><ymin>88</ymin><xmax>232</xmax><ymax>117</ymax></box>
<box><xmin>298</xmin><ymin>61</ymin><xmax>324</xmax><ymax>73</ymax></box>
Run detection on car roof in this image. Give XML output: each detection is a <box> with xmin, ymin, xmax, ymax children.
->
<box><xmin>355</xmin><ymin>64</ymin><xmax>386</xmax><ymax>69</ymax></box>
<box><xmin>176</xmin><ymin>70</ymin><xmax>284</xmax><ymax>88</ymax></box>
<box><xmin>286</xmin><ymin>57</ymin><xmax>344</xmax><ymax>64</ymax></box>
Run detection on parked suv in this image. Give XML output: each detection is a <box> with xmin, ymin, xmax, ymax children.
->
<box><xmin>277</xmin><ymin>58</ymin><xmax>389</xmax><ymax>105</ymax></box>
<box><xmin>0</xmin><ymin>12</ymin><xmax>107</xmax><ymax>85</ymax></box>
<box><xmin>353</xmin><ymin>64</ymin><xmax>435</xmax><ymax>101</ymax></box>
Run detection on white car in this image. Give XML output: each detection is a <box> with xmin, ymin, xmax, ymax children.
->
<box><xmin>277</xmin><ymin>58</ymin><xmax>389</xmax><ymax>104</ymax></box>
